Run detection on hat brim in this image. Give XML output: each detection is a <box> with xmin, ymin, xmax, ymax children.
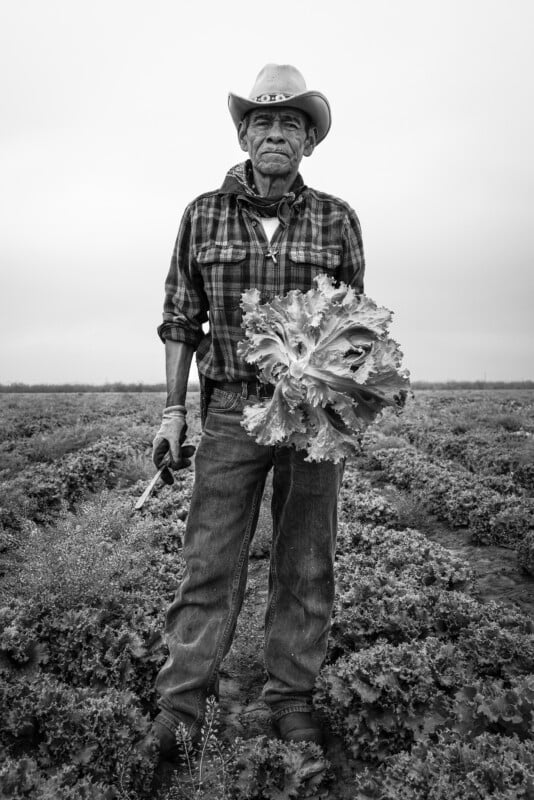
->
<box><xmin>228</xmin><ymin>90</ymin><xmax>331</xmax><ymax>144</ymax></box>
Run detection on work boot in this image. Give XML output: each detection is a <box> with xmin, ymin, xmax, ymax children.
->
<box><xmin>274</xmin><ymin>711</ymin><xmax>324</xmax><ymax>746</ymax></box>
<box><xmin>148</xmin><ymin>712</ymin><xmax>196</xmax><ymax>763</ymax></box>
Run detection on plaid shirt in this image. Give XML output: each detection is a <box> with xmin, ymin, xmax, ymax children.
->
<box><xmin>158</xmin><ymin>161</ymin><xmax>365</xmax><ymax>382</ymax></box>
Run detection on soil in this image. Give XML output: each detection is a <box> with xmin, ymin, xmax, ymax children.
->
<box><xmin>425</xmin><ymin>520</ymin><xmax>534</xmax><ymax>615</ymax></box>
<box><xmin>373</xmin><ymin>481</ymin><xmax>534</xmax><ymax>618</ymax></box>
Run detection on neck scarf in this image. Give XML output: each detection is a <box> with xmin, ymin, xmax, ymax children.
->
<box><xmin>219</xmin><ymin>160</ymin><xmax>306</xmax><ymax>225</ymax></box>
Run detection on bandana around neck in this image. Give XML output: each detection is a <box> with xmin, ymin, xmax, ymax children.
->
<box><xmin>219</xmin><ymin>160</ymin><xmax>305</xmax><ymax>224</ymax></box>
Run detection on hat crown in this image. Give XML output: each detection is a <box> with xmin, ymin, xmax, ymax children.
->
<box><xmin>248</xmin><ymin>64</ymin><xmax>307</xmax><ymax>101</ymax></box>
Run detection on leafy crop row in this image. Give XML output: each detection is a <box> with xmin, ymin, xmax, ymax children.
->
<box><xmin>401</xmin><ymin>426</ymin><xmax>534</xmax><ymax>495</ymax></box>
<box><xmin>314</xmin><ymin>498</ymin><xmax>534</xmax><ymax>794</ymax></box>
<box><xmin>0</xmin><ymin>436</ymin><xmax>140</xmax><ymax>533</ymax></box>
<box><xmin>2</xmin><ymin>390</ymin><xmax>533</xmax><ymax>798</ymax></box>
<box><xmin>317</xmin><ymin>637</ymin><xmax>534</xmax><ymax>762</ymax></box>
<box><xmin>366</xmin><ymin>444</ymin><xmax>534</xmax><ymax>548</ymax></box>
<box><xmin>0</xmin><ymin>672</ymin><xmax>155</xmax><ymax>798</ymax></box>
<box><xmin>0</xmin><ymin>486</ymin><xmax>187</xmax><ymax>798</ymax></box>
<box><xmin>375</xmin><ymin>391</ymin><xmax>534</xmax><ymax>495</ymax></box>
<box><xmin>0</xmin><ymin>392</ymin><xmax>167</xmax><ymax>446</ymax></box>
<box><xmin>0</xmin><ymin>474</ymin><xmax>334</xmax><ymax>800</ymax></box>
<box><xmin>351</xmin><ymin>732</ymin><xmax>534</xmax><ymax>799</ymax></box>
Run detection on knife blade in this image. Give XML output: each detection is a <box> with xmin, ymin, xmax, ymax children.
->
<box><xmin>134</xmin><ymin>464</ymin><xmax>168</xmax><ymax>510</ymax></box>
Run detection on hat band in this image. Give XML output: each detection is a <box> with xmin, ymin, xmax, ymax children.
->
<box><xmin>253</xmin><ymin>92</ymin><xmax>292</xmax><ymax>103</ymax></box>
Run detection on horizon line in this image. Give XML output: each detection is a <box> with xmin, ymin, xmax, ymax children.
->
<box><xmin>1</xmin><ymin>379</ymin><xmax>533</xmax><ymax>393</ymax></box>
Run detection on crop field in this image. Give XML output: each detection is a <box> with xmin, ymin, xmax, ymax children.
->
<box><xmin>1</xmin><ymin>389</ymin><xmax>534</xmax><ymax>799</ymax></box>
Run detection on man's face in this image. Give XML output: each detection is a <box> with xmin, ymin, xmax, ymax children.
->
<box><xmin>238</xmin><ymin>108</ymin><xmax>316</xmax><ymax>177</ymax></box>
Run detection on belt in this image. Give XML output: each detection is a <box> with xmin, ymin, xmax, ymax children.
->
<box><xmin>215</xmin><ymin>380</ymin><xmax>275</xmax><ymax>399</ymax></box>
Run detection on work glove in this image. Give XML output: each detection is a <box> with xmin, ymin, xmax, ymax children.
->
<box><xmin>152</xmin><ymin>405</ymin><xmax>196</xmax><ymax>485</ymax></box>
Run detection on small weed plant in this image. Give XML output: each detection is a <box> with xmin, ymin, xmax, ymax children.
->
<box><xmin>165</xmin><ymin>697</ymin><xmax>236</xmax><ymax>800</ymax></box>
<box><xmin>163</xmin><ymin>698</ymin><xmax>330</xmax><ymax>800</ymax></box>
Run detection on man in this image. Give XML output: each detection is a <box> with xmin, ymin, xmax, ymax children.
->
<box><xmin>151</xmin><ymin>64</ymin><xmax>365</xmax><ymax>758</ymax></box>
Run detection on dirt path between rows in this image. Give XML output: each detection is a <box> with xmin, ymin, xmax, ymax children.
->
<box><xmin>372</xmin><ymin>478</ymin><xmax>534</xmax><ymax>618</ymax></box>
<box><xmin>425</xmin><ymin>521</ymin><xmax>534</xmax><ymax>616</ymax></box>
<box><xmin>217</xmin><ymin>475</ymin><xmax>358</xmax><ymax>799</ymax></box>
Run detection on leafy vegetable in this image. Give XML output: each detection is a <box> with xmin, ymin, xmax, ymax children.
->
<box><xmin>315</xmin><ymin>637</ymin><xmax>470</xmax><ymax>760</ymax></box>
<box><xmin>351</xmin><ymin>732</ymin><xmax>534</xmax><ymax>800</ymax></box>
<box><xmin>369</xmin><ymin>445</ymin><xmax>534</xmax><ymax>548</ymax></box>
<box><xmin>238</xmin><ymin>275</ymin><xmax>409</xmax><ymax>462</ymax></box>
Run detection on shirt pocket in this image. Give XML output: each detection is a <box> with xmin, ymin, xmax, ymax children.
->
<box><xmin>196</xmin><ymin>243</ymin><xmax>248</xmax><ymax>324</ymax></box>
<box><xmin>288</xmin><ymin>247</ymin><xmax>342</xmax><ymax>284</ymax></box>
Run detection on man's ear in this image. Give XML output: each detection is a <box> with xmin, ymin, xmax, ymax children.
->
<box><xmin>238</xmin><ymin>120</ymin><xmax>249</xmax><ymax>153</ymax></box>
<box><xmin>303</xmin><ymin>126</ymin><xmax>317</xmax><ymax>158</ymax></box>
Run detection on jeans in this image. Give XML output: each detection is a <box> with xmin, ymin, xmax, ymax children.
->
<box><xmin>155</xmin><ymin>386</ymin><xmax>344</xmax><ymax>738</ymax></box>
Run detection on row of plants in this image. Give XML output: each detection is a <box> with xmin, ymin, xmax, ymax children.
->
<box><xmin>314</xmin><ymin>512</ymin><xmax>534</xmax><ymax>797</ymax></box>
<box><xmin>364</xmin><ymin>442</ymin><xmax>534</xmax><ymax>557</ymax></box>
<box><xmin>394</xmin><ymin>425</ymin><xmax>533</xmax><ymax>496</ymax></box>
<box><xmin>350</xmin><ymin>732</ymin><xmax>534</xmax><ymax>799</ymax></box>
<box><xmin>0</xmin><ymin>484</ymin><xmax>174</xmax><ymax>798</ymax></box>
<box><xmin>0</xmin><ymin>391</ymin><xmax>204</xmax><ymax>451</ymax></box>
<box><xmin>0</xmin><ymin>469</ymin><xmax>333</xmax><ymax>800</ymax></box>
<box><xmin>2</xmin><ymin>386</ymin><xmax>534</xmax><ymax>798</ymax></box>
<box><xmin>0</xmin><ymin>435</ymin><xmax>149</xmax><ymax>539</ymax></box>
<box><xmin>392</xmin><ymin>389</ymin><xmax>533</xmax><ymax>436</ymax></box>
<box><xmin>0</xmin><ymin>393</ymin><xmax>204</xmax><ymax>543</ymax></box>
<box><xmin>376</xmin><ymin>392</ymin><xmax>534</xmax><ymax>495</ymax></box>
<box><xmin>0</xmin><ymin>396</ymin><xmax>126</xmax><ymax>444</ymax></box>
<box><xmin>3</xmin><ymin>469</ymin><xmax>534</xmax><ymax>798</ymax></box>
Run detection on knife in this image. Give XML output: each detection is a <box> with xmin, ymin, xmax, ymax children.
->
<box><xmin>134</xmin><ymin>464</ymin><xmax>169</xmax><ymax>510</ymax></box>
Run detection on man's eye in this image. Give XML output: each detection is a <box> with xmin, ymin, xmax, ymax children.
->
<box><xmin>282</xmin><ymin>120</ymin><xmax>301</xmax><ymax>130</ymax></box>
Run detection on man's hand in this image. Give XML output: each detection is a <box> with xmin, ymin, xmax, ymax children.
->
<box><xmin>152</xmin><ymin>405</ymin><xmax>196</xmax><ymax>485</ymax></box>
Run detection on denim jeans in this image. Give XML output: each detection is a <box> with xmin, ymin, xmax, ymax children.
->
<box><xmin>155</xmin><ymin>386</ymin><xmax>344</xmax><ymax>738</ymax></box>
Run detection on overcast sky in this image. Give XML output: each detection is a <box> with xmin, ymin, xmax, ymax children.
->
<box><xmin>1</xmin><ymin>0</ymin><xmax>532</xmax><ymax>383</ymax></box>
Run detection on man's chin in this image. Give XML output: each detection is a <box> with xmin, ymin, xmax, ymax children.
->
<box><xmin>255</xmin><ymin>161</ymin><xmax>292</xmax><ymax>176</ymax></box>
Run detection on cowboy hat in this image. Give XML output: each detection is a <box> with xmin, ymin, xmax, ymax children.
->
<box><xmin>228</xmin><ymin>64</ymin><xmax>331</xmax><ymax>144</ymax></box>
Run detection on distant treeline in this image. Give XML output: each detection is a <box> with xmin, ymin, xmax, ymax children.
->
<box><xmin>0</xmin><ymin>382</ymin><xmax>199</xmax><ymax>393</ymax></box>
<box><xmin>0</xmin><ymin>380</ymin><xmax>533</xmax><ymax>393</ymax></box>
<box><xmin>411</xmin><ymin>381</ymin><xmax>534</xmax><ymax>391</ymax></box>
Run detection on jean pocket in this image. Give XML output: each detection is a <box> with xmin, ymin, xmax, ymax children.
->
<box><xmin>208</xmin><ymin>388</ymin><xmax>242</xmax><ymax>413</ymax></box>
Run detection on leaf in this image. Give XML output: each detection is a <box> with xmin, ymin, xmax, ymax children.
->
<box><xmin>72</xmin><ymin>743</ymin><xmax>98</xmax><ymax>764</ymax></box>
<box><xmin>351</xmin><ymin>677</ymin><xmax>381</xmax><ymax>703</ymax></box>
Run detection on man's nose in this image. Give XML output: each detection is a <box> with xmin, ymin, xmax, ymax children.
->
<box><xmin>266</xmin><ymin>120</ymin><xmax>286</xmax><ymax>141</ymax></box>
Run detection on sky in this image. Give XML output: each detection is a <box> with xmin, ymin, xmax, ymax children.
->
<box><xmin>1</xmin><ymin>0</ymin><xmax>533</xmax><ymax>384</ymax></box>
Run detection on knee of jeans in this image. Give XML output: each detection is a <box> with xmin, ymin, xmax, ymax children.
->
<box><xmin>279</xmin><ymin>558</ymin><xmax>335</xmax><ymax>605</ymax></box>
<box><xmin>280</xmin><ymin>542</ymin><xmax>334</xmax><ymax>579</ymax></box>
<box><xmin>305</xmin><ymin>555</ymin><xmax>334</xmax><ymax>585</ymax></box>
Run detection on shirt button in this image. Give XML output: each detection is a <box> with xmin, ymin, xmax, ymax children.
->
<box><xmin>252</xmin><ymin>220</ymin><xmax>257</xmax><ymax>226</ymax></box>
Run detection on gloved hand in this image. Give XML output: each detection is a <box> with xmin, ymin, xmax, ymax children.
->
<box><xmin>152</xmin><ymin>405</ymin><xmax>196</xmax><ymax>485</ymax></box>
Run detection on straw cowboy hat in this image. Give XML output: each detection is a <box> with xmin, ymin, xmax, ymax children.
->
<box><xmin>228</xmin><ymin>64</ymin><xmax>331</xmax><ymax>144</ymax></box>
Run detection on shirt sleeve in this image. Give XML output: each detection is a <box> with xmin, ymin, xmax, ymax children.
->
<box><xmin>157</xmin><ymin>203</ymin><xmax>209</xmax><ymax>348</ymax></box>
<box><xmin>339</xmin><ymin>206</ymin><xmax>365</xmax><ymax>294</ymax></box>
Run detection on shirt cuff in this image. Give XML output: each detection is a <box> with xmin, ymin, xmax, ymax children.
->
<box><xmin>157</xmin><ymin>322</ymin><xmax>203</xmax><ymax>349</ymax></box>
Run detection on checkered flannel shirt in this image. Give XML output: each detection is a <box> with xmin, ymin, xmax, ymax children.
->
<box><xmin>158</xmin><ymin>164</ymin><xmax>365</xmax><ymax>382</ymax></box>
